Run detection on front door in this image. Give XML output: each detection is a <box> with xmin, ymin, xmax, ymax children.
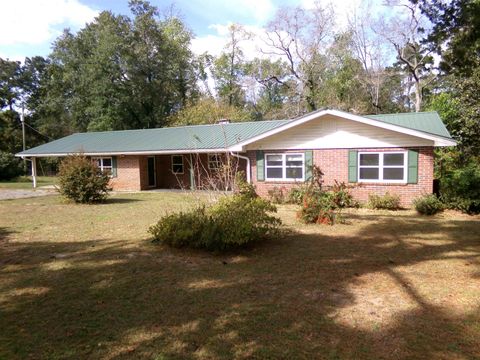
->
<box><xmin>147</xmin><ymin>156</ymin><xmax>156</xmax><ymax>187</ymax></box>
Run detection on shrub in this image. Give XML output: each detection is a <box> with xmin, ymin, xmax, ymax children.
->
<box><xmin>234</xmin><ymin>171</ymin><xmax>257</xmax><ymax>199</ymax></box>
<box><xmin>0</xmin><ymin>152</ymin><xmax>23</xmax><ymax>180</ymax></box>
<box><xmin>440</xmin><ymin>162</ymin><xmax>480</xmax><ymax>214</ymax></box>
<box><xmin>58</xmin><ymin>155</ymin><xmax>111</xmax><ymax>203</ymax></box>
<box><xmin>268</xmin><ymin>186</ymin><xmax>286</xmax><ymax>204</ymax></box>
<box><xmin>329</xmin><ymin>180</ymin><xmax>359</xmax><ymax>208</ymax></box>
<box><xmin>287</xmin><ymin>185</ymin><xmax>308</xmax><ymax>205</ymax></box>
<box><xmin>298</xmin><ymin>192</ymin><xmax>340</xmax><ymax>225</ymax></box>
<box><xmin>368</xmin><ymin>192</ymin><xmax>401</xmax><ymax>210</ymax></box>
<box><xmin>149</xmin><ymin>193</ymin><xmax>281</xmax><ymax>251</ymax></box>
<box><xmin>413</xmin><ymin>194</ymin><xmax>444</xmax><ymax>215</ymax></box>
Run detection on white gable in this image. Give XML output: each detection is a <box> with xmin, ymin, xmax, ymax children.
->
<box><xmin>244</xmin><ymin>114</ymin><xmax>434</xmax><ymax>150</ymax></box>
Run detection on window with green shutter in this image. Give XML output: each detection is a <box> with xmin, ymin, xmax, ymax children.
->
<box><xmin>305</xmin><ymin>150</ymin><xmax>313</xmax><ymax>181</ymax></box>
<box><xmin>256</xmin><ymin>150</ymin><xmax>264</xmax><ymax>181</ymax></box>
<box><xmin>407</xmin><ymin>150</ymin><xmax>419</xmax><ymax>184</ymax></box>
<box><xmin>348</xmin><ymin>150</ymin><xmax>358</xmax><ymax>183</ymax></box>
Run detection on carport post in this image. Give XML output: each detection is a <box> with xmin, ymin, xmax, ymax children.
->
<box><xmin>31</xmin><ymin>157</ymin><xmax>37</xmax><ymax>188</ymax></box>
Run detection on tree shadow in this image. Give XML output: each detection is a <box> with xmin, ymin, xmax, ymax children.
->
<box><xmin>0</xmin><ymin>213</ymin><xmax>479</xmax><ymax>359</ymax></box>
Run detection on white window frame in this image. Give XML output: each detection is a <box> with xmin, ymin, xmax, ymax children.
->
<box><xmin>171</xmin><ymin>155</ymin><xmax>184</xmax><ymax>174</ymax></box>
<box><xmin>208</xmin><ymin>154</ymin><xmax>222</xmax><ymax>170</ymax></box>
<box><xmin>358</xmin><ymin>151</ymin><xmax>407</xmax><ymax>183</ymax></box>
<box><xmin>92</xmin><ymin>157</ymin><xmax>113</xmax><ymax>175</ymax></box>
<box><xmin>265</xmin><ymin>153</ymin><xmax>305</xmax><ymax>182</ymax></box>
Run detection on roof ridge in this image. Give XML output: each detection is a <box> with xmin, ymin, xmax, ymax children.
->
<box><xmin>368</xmin><ymin>111</ymin><xmax>438</xmax><ymax>117</ymax></box>
<box><xmin>71</xmin><ymin>119</ymin><xmax>290</xmax><ymax>135</ymax></box>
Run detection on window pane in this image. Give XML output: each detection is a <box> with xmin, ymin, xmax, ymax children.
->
<box><xmin>102</xmin><ymin>158</ymin><xmax>112</xmax><ymax>167</ymax></box>
<box><xmin>266</xmin><ymin>155</ymin><xmax>282</xmax><ymax>166</ymax></box>
<box><xmin>384</xmin><ymin>153</ymin><xmax>404</xmax><ymax>166</ymax></box>
<box><xmin>286</xmin><ymin>167</ymin><xmax>303</xmax><ymax>179</ymax></box>
<box><xmin>286</xmin><ymin>154</ymin><xmax>303</xmax><ymax>167</ymax></box>
<box><xmin>360</xmin><ymin>154</ymin><xmax>379</xmax><ymax>166</ymax></box>
<box><xmin>360</xmin><ymin>168</ymin><xmax>379</xmax><ymax>180</ymax></box>
<box><xmin>383</xmin><ymin>167</ymin><xmax>404</xmax><ymax>180</ymax></box>
<box><xmin>172</xmin><ymin>164</ymin><xmax>183</xmax><ymax>173</ymax></box>
<box><xmin>266</xmin><ymin>168</ymin><xmax>282</xmax><ymax>179</ymax></box>
<box><xmin>172</xmin><ymin>156</ymin><xmax>183</xmax><ymax>165</ymax></box>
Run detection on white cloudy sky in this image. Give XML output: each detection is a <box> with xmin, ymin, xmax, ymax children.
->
<box><xmin>0</xmin><ymin>0</ymin><xmax>385</xmax><ymax>61</ymax></box>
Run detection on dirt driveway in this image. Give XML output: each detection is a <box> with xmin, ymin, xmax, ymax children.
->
<box><xmin>0</xmin><ymin>188</ymin><xmax>56</xmax><ymax>200</ymax></box>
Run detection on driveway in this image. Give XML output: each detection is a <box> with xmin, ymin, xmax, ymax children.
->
<box><xmin>0</xmin><ymin>188</ymin><xmax>57</xmax><ymax>200</ymax></box>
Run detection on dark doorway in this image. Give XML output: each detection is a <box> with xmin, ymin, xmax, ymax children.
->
<box><xmin>147</xmin><ymin>156</ymin><xmax>156</xmax><ymax>187</ymax></box>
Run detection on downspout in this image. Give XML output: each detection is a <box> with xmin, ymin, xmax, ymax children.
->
<box><xmin>229</xmin><ymin>151</ymin><xmax>251</xmax><ymax>184</ymax></box>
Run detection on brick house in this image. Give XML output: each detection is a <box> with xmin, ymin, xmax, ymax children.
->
<box><xmin>17</xmin><ymin>109</ymin><xmax>456</xmax><ymax>207</ymax></box>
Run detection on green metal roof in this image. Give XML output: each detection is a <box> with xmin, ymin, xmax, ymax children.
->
<box><xmin>367</xmin><ymin>111</ymin><xmax>452</xmax><ymax>139</ymax></box>
<box><xmin>17</xmin><ymin>120</ymin><xmax>291</xmax><ymax>156</ymax></box>
<box><xmin>17</xmin><ymin>110</ymin><xmax>453</xmax><ymax>157</ymax></box>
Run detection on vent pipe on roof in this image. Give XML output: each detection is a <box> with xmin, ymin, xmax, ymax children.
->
<box><xmin>217</xmin><ymin>119</ymin><xmax>230</xmax><ymax>124</ymax></box>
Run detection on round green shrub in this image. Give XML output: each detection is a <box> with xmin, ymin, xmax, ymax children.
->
<box><xmin>368</xmin><ymin>192</ymin><xmax>401</xmax><ymax>210</ymax></box>
<box><xmin>58</xmin><ymin>155</ymin><xmax>111</xmax><ymax>203</ymax></box>
<box><xmin>413</xmin><ymin>194</ymin><xmax>444</xmax><ymax>215</ymax></box>
<box><xmin>0</xmin><ymin>151</ymin><xmax>24</xmax><ymax>180</ymax></box>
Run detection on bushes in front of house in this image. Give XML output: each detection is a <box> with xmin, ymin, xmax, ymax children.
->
<box><xmin>294</xmin><ymin>166</ymin><xmax>358</xmax><ymax>225</ymax></box>
<box><xmin>58</xmin><ymin>155</ymin><xmax>111</xmax><ymax>203</ymax></box>
<box><xmin>0</xmin><ymin>151</ymin><xmax>24</xmax><ymax>180</ymax></box>
<box><xmin>149</xmin><ymin>182</ymin><xmax>281</xmax><ymax>251</ymax></box>
<box><xmin>367</xmin><ymin>192</ymin><xmax>401</xmax><ymax>210</ymax></box>
<box><xmin>413</xmin><ymin>194</ymin><xmax>444</xmax><ymax>215</ymax></box>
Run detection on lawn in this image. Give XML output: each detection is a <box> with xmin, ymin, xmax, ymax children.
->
<box><xmin>0</xmin><ymin>176</ymin><xmax>57</xmax><ymax>189</ymax></box>
<box><xmin>0</xmin><ymin>192</ymin><xmax>479</xmax><ymax>359</ymax></box>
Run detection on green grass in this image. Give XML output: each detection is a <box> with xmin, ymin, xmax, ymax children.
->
<box><xmin>0</xmin><ymin>193</ymin><xmax>479</xmax><ymax>359</ymax></box>
<box><xmin>0</xmin><ymin>176</ymin><xmax>57</xmax><ymax>189</ymax></box>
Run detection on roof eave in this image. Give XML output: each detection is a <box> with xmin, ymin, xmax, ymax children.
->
<box><xmin>15</xmin><ymin>148</ymin><xmax>231</xmax><ymax>157</ymax></box>
<box><xmin>232</xmin><ymin>109</ymin><xmax>456</xmax><ymax>148</ymax></box>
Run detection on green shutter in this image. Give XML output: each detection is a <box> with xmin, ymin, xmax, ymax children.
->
<box><xmin>111</xmin><ymin>156</ymin><xmax>117</xmax><ymax>177</ymax></box>
<box><xmin>407</xmin><ymin>150</ymin><xmax>419</xmax><ymax>184</ymax></box>
<box><xmin>305</xmin><ymin>150</ymin><xmax>313</xmax><ymax>181</ymax></box>
<box><xmin>348</xmin><ymin>150</ymin><xmax>358</xmax><ymax>183</ymax></box>
<box><xmin>256</xmin><ymin>150</ymin><xmax>264</xmax><ymax>181</ymax></box>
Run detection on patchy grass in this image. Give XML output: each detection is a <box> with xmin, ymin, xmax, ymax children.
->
<box><xmin>0</xmin><ymin>176</ymin><xmax>57</xmax><ymax>189</ymax></box>
<box><xmin>0</xmin><ymin>193</ymin><xmax>479</xmax><ymax>359</ymax></box>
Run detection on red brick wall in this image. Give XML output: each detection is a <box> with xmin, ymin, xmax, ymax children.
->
<box><xmin>248</xmin><ymin>147</ymin><xmax>434</xmax><ymax>207</ymax></box>
<box><xmin>109</xmin><ymin>155</ymin><xmax>142</xmax><ymax>191</ymax></box>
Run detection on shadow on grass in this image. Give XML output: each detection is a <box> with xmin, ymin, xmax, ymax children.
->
<box><xmin>0</xmin><ymin>213</ymin><xmax>479</xmax><ymax>359</ymax></box>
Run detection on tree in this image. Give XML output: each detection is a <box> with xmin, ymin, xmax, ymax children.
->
<box><xmin>168</xmin><ymin>97</ymin><xmax>251</xmax><ymax>126</ymax></box>
<box><xmin>264</xmin><ymin>2</ymin><xmax>334</xmax><ymax>112</ymax></box>
<box><xmin>414</xmin><ymin>0</ymin><xmax>480</xmax><ymax>76</ymax></box>
<box><xmin>211</xmin><ymin>24</ymin><xmax>250</xmax><ymax>107</ymax></box>
<box><xmin>375</xmin><ymin>0</ymin><xmax>435</xmax><ymax>112</ymax></box>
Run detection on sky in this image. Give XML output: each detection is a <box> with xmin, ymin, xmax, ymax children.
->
<box><xmin>0</xmin><ymin>0</ymin><xmax>379</xmax><ymax>62</ymax></box>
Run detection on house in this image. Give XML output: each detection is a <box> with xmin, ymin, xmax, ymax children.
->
<box><xmin>16</xmin><ymin>109</ymin><xmax>456</xmax><ymax>206</ymax></box>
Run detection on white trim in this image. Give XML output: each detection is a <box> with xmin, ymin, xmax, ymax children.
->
<box><xmin>208</xmin><ymin>154</ymin><xmax>222</xmax><ymax>170</ymax></box>
<box><xmin>229</xmin><ymin>109</ymin><xmax>457</xmax><ymax>150</ymax></box>
<box><xmin>147</xmin><ymin>156</ymin><xmax>157</xmax><ymax>187</ymax></box>
<box><xmin>171</xmin><ymin>154</ymin><xmax>184</xmax><ymax>174</ymax></box>
<box><xmin>358</xmin><ymin>151</ymin><xmax>407</xmax><ymax>183</ymax></box>
<box><xmin>265</xmin><ymin>153</ymin><xmax>305</xmax><ymax>182</ymax></box>
<box><xmin>92</xmin><ymin>156</ymin><xmax>113</xmax><ymax>175</ymax></box>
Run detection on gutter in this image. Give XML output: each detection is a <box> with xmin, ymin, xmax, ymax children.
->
<box><xmin>229</xmin><ymin>151</ymin><xmax>251</xmax><ymax>184</ymax></box>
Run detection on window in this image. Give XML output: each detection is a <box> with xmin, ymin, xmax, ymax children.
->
<box><xmin>92</xmin><ymin>157</ymin><xmax>112</xmax><ymax>175</ymax></box>
<box><xmin>208</xmin><ymin>154</ymin><xmax>222</xmax><ymax>170</ymax></box>
<box><xmin>358</xmin><ymin>152</ymin><xmax>406</xmax><ymax>182</ymax></box>
<box><xmin>171</xmin><ymin>155</ymin><xmax>184</xmax><ymax>174</ymax></box>
<box><xmin>265</xmin><ymin>153</ymin><xmax>304</xmax><ymax>181</ymax></box>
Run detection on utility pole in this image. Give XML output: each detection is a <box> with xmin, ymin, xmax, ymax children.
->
<box><xmin>20</xmin><ymin>105</ymin><xmax>27</xmax><ymax>173</ymax></box>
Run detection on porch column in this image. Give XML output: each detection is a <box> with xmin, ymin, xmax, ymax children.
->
<box><xmin>189</xmin><ymin>154</ymin><xmax>196</xmax><ymax>190</ymax></box>
<box><xmin>31</xmin><ymin>157</ymin><xmax>37</xmax><ymax>188</ymax></box>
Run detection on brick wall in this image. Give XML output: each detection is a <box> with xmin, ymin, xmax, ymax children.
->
<box><xmin>248</xmin><ymin>147</ymin><xmax>434</xmax><ymax>207</ymax></box>
<box><xmin>109</xmin><ymin>155</ymin><xmax>142</xmax><ymax>191</ymax></box>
